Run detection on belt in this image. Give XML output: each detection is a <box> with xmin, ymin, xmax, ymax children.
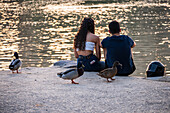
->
<box><xmin>78</xmin><ymin>54</ymin><xmax>93</xmax><ymax>59</ymax></box>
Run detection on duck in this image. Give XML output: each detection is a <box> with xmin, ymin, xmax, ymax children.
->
<box><xmin>9</xmin><ymin>52</ymin><xmax>22</xmax><ymax>73</ymax></box>
<box><xmin>57</xmin><ymin>61</ymin><xmax>84</xmax><ymax>84</ymax></box>
<box><xmin>97</xmin><ymin>61</ymin><xmax>122</xmax><ymax>82</ymax></box>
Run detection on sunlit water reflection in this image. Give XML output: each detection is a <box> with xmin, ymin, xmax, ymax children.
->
<box><xmin>0</xmin><ymin>0</ymin><xmax>169</xmax><ymax>76</ymax></box>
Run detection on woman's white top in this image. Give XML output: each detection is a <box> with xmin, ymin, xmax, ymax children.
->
<box><xmin>76</xmin><ymin>42</ymin><xmax>95</xmax><ymax>51</ymax></box>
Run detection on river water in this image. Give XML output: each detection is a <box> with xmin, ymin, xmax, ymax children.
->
<box><xmin>0</xmin><ymin>0</ymin><xmax>169</xmax><ymax>76</ymax></box>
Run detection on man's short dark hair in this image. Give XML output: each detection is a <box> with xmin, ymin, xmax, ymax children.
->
<box><xmin>109</xmin><ymin>21</ymin><xmax>120</xmax><ymax>34</ymax></box>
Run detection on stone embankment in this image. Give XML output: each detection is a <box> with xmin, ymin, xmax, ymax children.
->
<box><xmin>0</xmin><ymin>61</ymin><xmax>169</xmax><ymax>113</ymax></box>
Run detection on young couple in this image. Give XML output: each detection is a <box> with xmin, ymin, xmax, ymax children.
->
<box><xmin>74</xmin><ymin>18</ymin><xmax>136</xmax><ymax>76</ymax></box>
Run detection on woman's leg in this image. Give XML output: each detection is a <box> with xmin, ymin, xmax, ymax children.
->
<box><xmin>84</xmin><ymin>55</ymin><xmax>105</xmax><ymax>72</ymax></box>
<box><xmin>77</xmin><ymin>54</ymin><xmax>105</xmax><ymax>72</ymax></box>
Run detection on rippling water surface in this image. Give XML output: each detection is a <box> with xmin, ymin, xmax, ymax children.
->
<box><xmin>0</xmin><ymin>0</ymin><xmax>169</xmax><ymax>76</ymax></box>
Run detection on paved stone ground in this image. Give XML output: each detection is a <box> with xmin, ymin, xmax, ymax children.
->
<box><xmin>0</xmin><ymin>66</ymin><xmax>170</xmax><ymax>113</ymax></box>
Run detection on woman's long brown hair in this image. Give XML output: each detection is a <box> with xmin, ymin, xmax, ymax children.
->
<box><xmin>74</xmin><ymin>18</ymin><xmax>94</xmax><ymax>50</ymax></box>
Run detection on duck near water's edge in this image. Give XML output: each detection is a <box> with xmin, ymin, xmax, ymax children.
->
<box><xmin>97</xmin><ymin>61</ymin><xmax>122</xmax><ymax>82</ymax></box>
<box><xmin>9</xmin><ymin>52</ymin><xmax>22</xmax><ymax>73</ymax></box>
<box><xmin>57</xmin><ymin>61</ymin><xmax>84</xmax><ymax>84</ymax></box>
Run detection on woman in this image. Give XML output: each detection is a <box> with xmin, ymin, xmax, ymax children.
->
<box><xmin>74</xmin><ymin>17</ymin><xmax>105</xmax><ymax>72</ymax></box>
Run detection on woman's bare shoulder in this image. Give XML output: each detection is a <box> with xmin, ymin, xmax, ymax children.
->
<box><xmin>87</xmin><ymin>32</ymin><xmax>99</xmax><ymax>41</ymax></box>
<box><xmin>90</xmin><ymin>32</ymin><xmax>99</xmax><ymax>37</ymax></box>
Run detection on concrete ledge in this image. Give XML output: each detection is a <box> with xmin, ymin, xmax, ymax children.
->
<box><xmin>0</xmin><ymin>66</ymin><xmax>170</xmax><ymax>113</ymax></box>
<box><xmin>146</xmin><ymin>76</ymin><xmax>170</xmax><ymax>82</ymax></box>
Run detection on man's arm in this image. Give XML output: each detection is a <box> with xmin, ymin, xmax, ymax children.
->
<box><xmin>131</xmin><ymin>41</ymin><xmax>136</xmax><ymax>58</ymax></box>
<box><xmin>95</xmin><ymin>37</ymin><xmax>101</xmax><ymax>60</ymax></box>
<box><xmin>103</xmin><ymin>48</ymin><xmax>107</xmax><ymax>59</ymax></box>
<box><xmin>131</xmin><ymin>42</ymin><xmax>136</xmax><ymax>48</ymax></box>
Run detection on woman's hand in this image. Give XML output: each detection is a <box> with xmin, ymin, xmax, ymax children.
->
<box><xmin>74</xmin><ymin>49</ymin><xmax>79</xmax><ymax>58</ymax></box>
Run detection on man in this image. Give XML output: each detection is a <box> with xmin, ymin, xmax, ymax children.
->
<box><xmin>101</xmin><ymin>21</ymin><xmax>136</xmax><ymax>76</ymax></box>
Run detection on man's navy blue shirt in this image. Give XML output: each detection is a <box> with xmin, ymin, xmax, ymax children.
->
<box><xmin>101</xmin><ymin>35</ymin><xmax>134</xmax><ymax>74</ymax></box>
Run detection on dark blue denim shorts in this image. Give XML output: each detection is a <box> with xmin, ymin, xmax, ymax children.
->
<box><xmin>77</xmin><ymin>54</ymin><xmax>105</xmax><ymax>72</ymax></box>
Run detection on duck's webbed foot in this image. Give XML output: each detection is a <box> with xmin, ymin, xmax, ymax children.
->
<box><xmin>17</xmin><ymin>70</ymin><xmax>21</xmax><ymax>74</ymax></box>
<box><xmin>107</xmin><ymin>78</ymin><xmax>112</xmax><ymax>82</ymax></box>
<box><xmin>12</xmin><ymin>70</ymin><xmax>15</xmax><ymax>73</ymax></box>
<box><xmin>71</xmin><ymin>79</ymin><xmax>79</xmax><ymax>84</ymax></box>
<box><xmin>111</xmin><ymin>77</ymin><xmax>115</xmax><ymax>80</ymax></box>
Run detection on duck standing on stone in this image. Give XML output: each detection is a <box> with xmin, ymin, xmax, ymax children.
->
<box><xmin>9</xmin><ymin>52</ymin><xmax>22</xmax><ymax>73</ymax></box>
<box><xmin>97</xmin><ymin>61</ymin><xmax>122</xmax><ymax>82</ymax></box>
<box><xmin>57</xmin><ymin>61</ymin><xmax>84</xmax><ymax>84</ymax></box>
